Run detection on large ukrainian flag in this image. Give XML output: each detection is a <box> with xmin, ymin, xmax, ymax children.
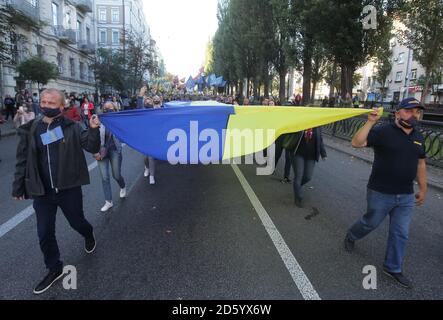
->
<box><xmin>99</xmin><ymin>103</ymin><xmax>381</xmax><ymax>163</ymax></box>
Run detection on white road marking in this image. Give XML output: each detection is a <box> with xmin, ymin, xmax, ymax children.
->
<box><xmin>0</xmin><ymin>161</ymin><xmax>99</xmax><ymax>239</ymax></box>
<box><xmin>231</xmin><ymin>164</ymin><xmax>321</xmax><ymax>300</ymax></box>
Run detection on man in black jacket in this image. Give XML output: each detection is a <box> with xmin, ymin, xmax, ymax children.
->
<box><xmin>12</xmin><ymin>88</ymin><xmax>101</xmax><ymax>295</ymax></box>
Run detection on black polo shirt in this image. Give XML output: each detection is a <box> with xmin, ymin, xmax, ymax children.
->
<box><xmin>367</xmin><ymin>122</ymin><xmax>426</xmax><ymax>195</ymax></box>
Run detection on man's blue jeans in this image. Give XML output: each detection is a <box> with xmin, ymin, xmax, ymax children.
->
<box><xmin>347</xmin><ymin>188</ymin><xmax>415</xmax><ymax>273</ymax></box>
<box><xmin>98</xmin><ymin>150</ymin><xmax>126</xmax><ymax>202</ymax></box>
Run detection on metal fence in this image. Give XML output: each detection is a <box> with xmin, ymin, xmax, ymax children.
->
<box><xmin>323</xmin><ymin>117</ymin><xmax>443</xmax><ymax>168</ymax></box>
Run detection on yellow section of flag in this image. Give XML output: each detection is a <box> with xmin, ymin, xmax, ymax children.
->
<box><xmin>222</xmin><ymin>106</ymin><xmax>383</xmax><ymax>160</ymax></box>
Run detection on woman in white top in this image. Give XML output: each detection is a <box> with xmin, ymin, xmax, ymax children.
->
<box><xmin>13</xmin><ymin>104</ymin><xmax>35</xmax><ymax>129</ymax></box>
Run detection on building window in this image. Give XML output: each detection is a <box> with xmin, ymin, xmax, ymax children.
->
<box><xmin>70</xmin><ymin>58</ymin><xmax>75</xmax><ymax>78</ymax></box>
<box><xmin>77</xmin><ymin>20</ymin><xmax>82</xmax><ymax>40</ymax></box>
<box><xmin>79</xmin><ymin>62</ymin><xmax>85</xmax><ymax>80</ymax></box>
<box><xmin>112</xmin><ymin>30</ymin><xmax>119</xmax><ymax>44</ymax></box>
<box><xmin>86</xmin><ymin>27</ymin><xmax>91</xmax><ymax>43</ymax></box>
<box><xmin>111</xmin><ymin>8</ymin><xmax>119</xmax><ymax>22</ymax></box>
<box><xmin>65</xmin><ymin>12</ymin><xmax>71</xmax><ymax>28</ymax></box>
<box><xmin>397</xmin><ymin>52</ymin><xmax>405</xmax><ymax>64</ymax></box>
<box><xmin>395</xmin><ymin>71</ymin><xmax>403</xmax><ymax>82</ymax></box>
<box><xmin>52</xmin><ymin>2</ymin><xmax>59</xmax><ymax>26</ymax></box>
<box><xmin>99</xmin><ymin>8</ymin><xmax>106</xmax><ymax>22</ymax></box>
<box><xmin>99</xmin><ymin>30</ymin><xmax>106</xmax><ymax>43</ymax></box>
<box><xmin>410</xmin><ymin>69</ymin><xmax>417</xmax><ymax>80</ymax></box>
<box><xmin>57</xmin><ymin>53</ymin><xmax>64</xmax><ymax>75</ymax></box>
<box><xmin>36</xmin><ymin>45</ymin><xmax>43</xmax><ymax>58</ymax></box>
<box><xmin>88</xmin><ymin>67</ymin><xmax>94</xmax><ymax>83</ymax></box>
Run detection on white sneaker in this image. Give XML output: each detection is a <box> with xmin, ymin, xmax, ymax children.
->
<box><xmin>149</xmin><ymin>176</ymin><xmax>156</xmax><ymax>185</ymax></box>
<box><xmin>120</xmin><ymin>187</ymin><xmax>127</xmax><ymax>199</ymax></box>
<box><xmin>101</xmin><ymin>201</ymin><xmax>113</xmax><ymax>212</ymax></box>
<box><xmin>144</xmin><ymin>167</ymin><xmax>149</xmax><ymax>177</ymax></box>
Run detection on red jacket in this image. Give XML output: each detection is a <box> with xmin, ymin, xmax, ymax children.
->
<box><xmin>81</xmin><ymin>102</ymin><xmax>94</xmax><ymax>120</ymax></box>
<box><xmin>64</xmin><ymin>107</ymin><xmax>81</xmax><ymax>122</ymax></box>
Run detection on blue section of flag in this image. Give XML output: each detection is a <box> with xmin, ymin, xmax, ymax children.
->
<box><xmin>99</xmin><ymin>106</ymin><xmax>235</xmax><ymax>163</ymax></box>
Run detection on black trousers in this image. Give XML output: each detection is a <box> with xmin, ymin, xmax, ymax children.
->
<box><xmin>33</xmin><ymin>187</ymin><xmax>93</xmax><ymax>273</ymax></box>
<box><xmin>5</xmin><ymin>105</ymin><xmax>15</xmax><ymax>120</ymax></box>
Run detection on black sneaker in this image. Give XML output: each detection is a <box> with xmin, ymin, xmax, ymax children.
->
<box><xmin>344</xmin><ymin>236</ymin><xmax>355</xmax><ymax>253</ymax></box>
<box><xmin>281</xmin><ymin>177</ymin><xmax>291</xmax><ymax>184</ymax></box>
<box><xmin>383</xmin><ymin>269</ymin><xmax>413</xmax><ymax>289</ymax></box>
<box><xmin>85</xmin><ymin>232</ymin><xmax>96</xmax><ymax>254</ymax></box>
<box><xmin>33</xmin><ymin>269</ymin><xmax>64</xmax><ymax>295</ymax></box>
<box><xmin>294</xmin><ymin>198</ymin><xmax>305</xmax><ymax>208</ymax></box>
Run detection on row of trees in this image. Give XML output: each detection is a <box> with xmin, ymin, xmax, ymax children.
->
<box><xmin>209</xmin><ymin>0</ymin><xmax>443</xmax><ymax>104</ymax></box>
<box><xmin>92</xmin><ymin>31</ymin><xmax>162</xmax><ymax>95</ymax></box>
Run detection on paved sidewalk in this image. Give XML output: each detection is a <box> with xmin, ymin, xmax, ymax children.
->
<box><xmin>323</xmin><ymin>135</ymin><xmax>443</xmax><ymax>192</ymax></box>
<box><xmin>0</xmin><ymin>121</ymin><xmax>17</xmax><ymax>138</ymax></box>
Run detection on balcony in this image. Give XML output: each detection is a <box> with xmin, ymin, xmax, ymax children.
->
<box><xmin>71</xmin><ymin>0</ymin><xmax>93</xmax><ymax>13</ymax></box>
<box><xmin>78</xmin><ymin>40</ymin><xmax>96</xmax><ymax>54</ymax></box>
<box><xmin>6</xmin><ymin>0</ymin><xmax>40</xmax><ymax>25</ymax></box>
<box><xmin>54</xmin><ymin>26</ymin><xmax>77</xmax><ymax>44</ymax></box>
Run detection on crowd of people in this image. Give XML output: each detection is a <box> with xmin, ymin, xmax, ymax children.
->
<box><xmin>7</xmin><ymin>84</ymin><xmax>429</xmax><ymax>294</ymax></box>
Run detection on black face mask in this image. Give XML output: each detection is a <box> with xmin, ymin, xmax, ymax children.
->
<box><xmin>41</xmin><ymin>107</ymin><xmax>62</xmax><ymax>118</ymax></box>
<box><xmin>398</xmin><ymin>117</ymin><xmax>419</xmax><ymax>129</ymax></box>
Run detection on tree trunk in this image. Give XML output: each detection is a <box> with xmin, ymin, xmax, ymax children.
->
<box><xmin>253</xmin><ymin>78</ymin><xmax>259</xmax><ymax>99</ymax></box>
<box><xmin>311</xmin><ymin>81</ymin><xmax>317</xmax><ymax>104</ymax></box>
<box><xmin>302</xmin><ymin>48</ymin><xmax>312</xmax><ymax>106</ymax></box>
<box><xmin>329</xmin><ymin>62</ymin><xmax>337</xmax><ymax>98</ymax></box>
<box><xmin>301</xmin><ymin>36</ymin><xmax>313</xmax><ymax>106</ymax></box>
<box><xmin>340</xmin><ymin>64</ymin><xmax>346</xmax><ymax>101</ymax></box>
<box><xmin>264</xmin><ymin>71</ymin><xmax>270</xmax><ymax>98</ymax></box>
<box><xmin>341</xmin><ymin>64</ymin><xmax>354</xmax><ymax>100</ymax></box>
<box><xmin>279</xmin><ymin>68</ymin><xmax>287</xmax><ymax>105</ymax></box>
<box><xmin>347</xmin><ymin>66</ymin><xmax>354</xmax><ymax>98</ymax></box>
<box><xmin>239</xmin><ymin>80</ymin><xmax>244</xmax><ymax>99</ymax></box>
<box><xmin>246</xmin><ymin>78</ymin><xmax>250</xmax><ymax>98</ymax></box>
<box><xmin>421</xmin><ymin>70</ymin><xmax>431</xmax><ymax>103</ymax></box>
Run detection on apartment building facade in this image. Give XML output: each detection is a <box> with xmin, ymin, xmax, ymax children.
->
<box><xmin>356</xmin><ymin>21</ymin><xmax>443</xmax><ymax>104</ymax></box>
<box><xmin>1</xmin><ymin>0</ymin><xmax>97</xmax><ymax>97</ymax></box>
<box><xmin>95</xmin><ymin>0</ymin><xmax>150</xmax><ymax>50</ymax></box>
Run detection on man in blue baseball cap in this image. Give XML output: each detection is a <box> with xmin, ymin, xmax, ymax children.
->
<box><xmin>343</xmin><ymin>98</ymin><xmax>427</xmax><ymax>289</ymax></box>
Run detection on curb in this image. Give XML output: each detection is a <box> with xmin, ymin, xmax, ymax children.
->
<box><xmin>0</xmin><ymin>130</ymin><xmax>17</xmax><ymax>139</ymax></box>
<box><xmin>323</xmin><ymin>139</ymin><xmax>443</xmax><ymax>193</ymax></box>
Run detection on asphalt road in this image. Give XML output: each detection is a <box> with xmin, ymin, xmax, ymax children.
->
<box><xmin>0</xmin><ymin>134</ymin><xmax>442</xmax><ymax>300</ymax></box>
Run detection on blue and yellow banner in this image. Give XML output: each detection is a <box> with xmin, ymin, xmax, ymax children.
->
<box><xmin>99</xmin><ymin>104</ymin><xmax>381</xmax><ymax>164</ymax></box>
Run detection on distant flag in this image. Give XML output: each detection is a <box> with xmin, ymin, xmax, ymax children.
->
<box><xmin>186</xmin><ymin>76</ymin><xmax>195</xmax><ymax>90</ymax></box>
<box><xmin>195</xmin><ymin>75</ymin><xmax>204</xmax><ymax>85</ymax></box>
<box><xmin>208</xmin><ymin>74</ymin><xmax>217</xmax><ymax>86</ymax></box>
<box><xmin>214</xmin><ymin>76</ymin><xmax>224</xmax><ymax>87</ymax></box>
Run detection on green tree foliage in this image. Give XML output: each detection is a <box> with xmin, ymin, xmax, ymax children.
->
<box><xmin>17</xmin><ymin>56</ymin><xmax>58</xmax><ymax>89</ymax></box>
<box><xmin>92</xmin><ymin>48</ymin><xmax>126</xmax><ymax>92</ymax></box>
<box><xmin>210</xmin><ymin>0</ymin><xmax>406</xmax><ymax>103</ymax></box>
<box><xmin>399</xmin><ymin>0</ymin><xmax>443</xmax><ymax>102</ymax></box>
